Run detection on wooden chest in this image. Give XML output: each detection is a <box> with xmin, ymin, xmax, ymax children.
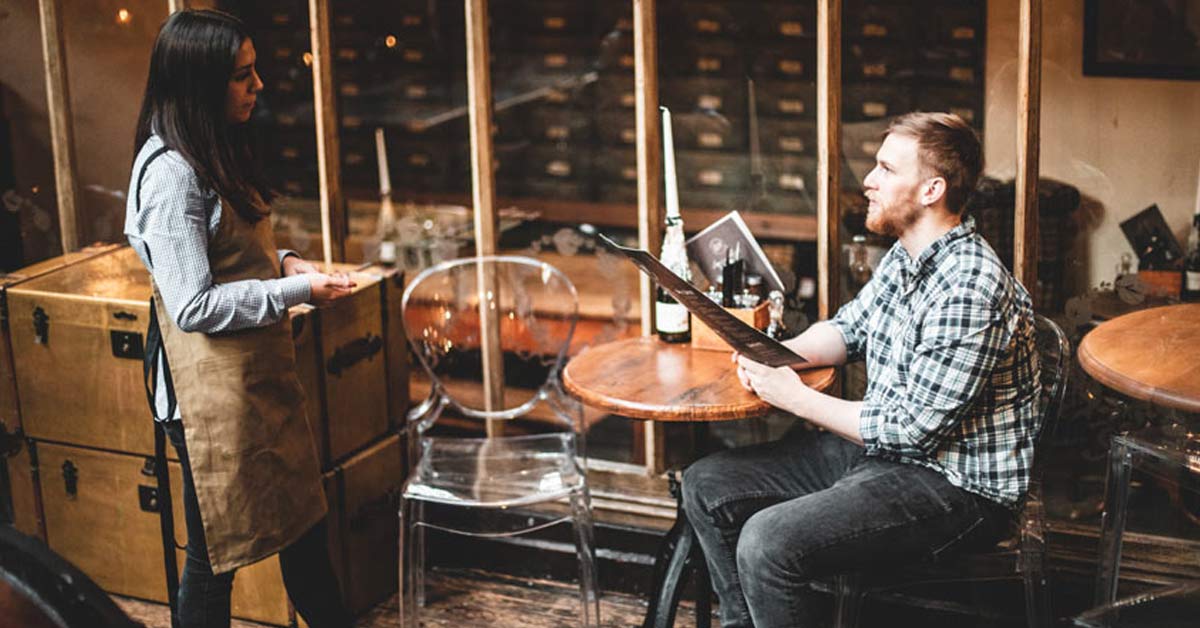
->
<box><xmin>0</xmin><ymin>243</ymin><xmax>122</xmax><ymax>433</ymax></box>
<box><xmin>305</xmin><ymin>263</ymin><xmax>390</xmax><ymax>467</ymax></box>
<box><xmin>324</xmin><ymin>431</ymin><xmax>405</xmax><ymax>614</ymax></box>
<box><xmin>6</xmin><ymin>247</ymin><xmax>391</xmax><ymax>466</ymax></box>
<box><xmin>356</xmin><ymin>263</ymin><xmax>409</xmax><ymax>432</ymax></box>
<box><xmin>6</xmin><ymin>247</ymin><xmax>156</xmax><ymax>454</ymax></box>
<box><xmin>35</xmin><ymin>440</ymin><xmax>312</xmax><ymax>626</ymax></box>
<box><xmin>4</xmin><ymin>438</ymin><xmax>43</xmax><ymax>540</ymax></box>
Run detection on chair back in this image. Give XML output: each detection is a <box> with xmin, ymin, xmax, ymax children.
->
<box><xmin>401</xmin><ymin>255</ymin><xmax>579</xmax><ymax>423</ymax></box>
<box><xmin>1033</xmin><ymin>314</ymin><xmax>1071</xmax><ymax>445</ymax></box>
<box><xmin>0</xmin><ymin>524</ymin><xmax>140</xmax><ymax>628</ymax></box>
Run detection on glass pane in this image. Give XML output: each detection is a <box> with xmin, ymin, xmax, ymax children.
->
<box><xmin>472</xmin><ymin>0</ymin><xmax>643</xmax><ymax>460</ymax></box>
<box><xmin>217</xmin><ymin>1</ymin><xmax>321</xmax><ymax>260</ymax></box>
<box><xmin>837</xmin><ymin>0</ymin><xmax>988</xmax><ymax>400</ymax></box>
<box><xmin>56</xmin><ymin>4</ymin><xmax>169</xmax><ymax>251</ymax></box>
<box><xmin>334</xmin><ymin>0</ymin><xmax>474</xmax><ymax>267</ymax></box>
<box><xmin>618</xmin><ymin>1</ymin><xmax>823</xmax><ymax>463</ymax></box>
<box><xmin>0</xmin><ymin>1</ymin><xmax>61</xmax><ymax>266</ymax></box>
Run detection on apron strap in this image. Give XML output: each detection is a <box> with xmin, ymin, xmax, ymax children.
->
<box><xmin>136</xmin><ymin>145</ymin><xmax>181</xmax><ymax>628</ymax></box>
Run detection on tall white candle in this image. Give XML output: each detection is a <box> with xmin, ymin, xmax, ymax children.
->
<box><xmin>1194</xmin><ymin>156</ymin><xmax>1200</xmax><ymax>218</ymax></box>
<box><xmin>374</xmin><ymin>127</ymin><xmax>392</xmax><ymax>196</ymax></box>
<box><xmin>661</xmin><ymin>106</ymin><xmax>680</xmax><ymax>219</ymax></box>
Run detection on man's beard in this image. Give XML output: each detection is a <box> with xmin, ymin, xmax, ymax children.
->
<box><xmin>865</xmin><ymin>195</ymin><xmax>921</xmax><ymax>237</ymax></box>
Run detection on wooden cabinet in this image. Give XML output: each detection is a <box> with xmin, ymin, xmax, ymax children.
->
<box><xmin>324</xmin><ymin>432</ymin><xmax>405</xmax><ymax>615</ymax></box>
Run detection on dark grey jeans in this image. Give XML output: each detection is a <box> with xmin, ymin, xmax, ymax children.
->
<box><xmin>682</xmin><ymin>428</ymin><xmax>1012</xmax><ymax>628</ymax></box>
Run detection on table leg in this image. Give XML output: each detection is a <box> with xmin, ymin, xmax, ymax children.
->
<box><xmin>642</xmin><ymin>471</ymin><xmax>710</xmax><ymax>628</ymax></box>
<box><xmin>1094</xmin><ymin>438</ymin><xmax>1134</xmax><ymax>606</ymax></box>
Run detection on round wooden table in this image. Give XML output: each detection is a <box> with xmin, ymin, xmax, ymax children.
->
<box><xmin>1077</xmin><ymin>303</ymin><xmax>1200</xmax><ymax>413</ymax></box>
<box><xmin>562</xmin><ymin>335</ymin><xmax>837</xmax><ymax>628</ymax></box>
<box><xmin>563</xmin><ymin>336</ymin><xmax>837</xmax><ymax>421</ymax></box>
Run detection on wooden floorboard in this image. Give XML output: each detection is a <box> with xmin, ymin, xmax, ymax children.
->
<box><xmin>113</xmin><ymin>567</ymin><xmax>714</xmax><ymax>627</ymax></box>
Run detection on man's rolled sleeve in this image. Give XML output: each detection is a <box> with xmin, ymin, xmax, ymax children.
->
<box><xmin>859</xmin><ymin>288</ymin><xmax>1009</xmax><ymax>458</ymax></box>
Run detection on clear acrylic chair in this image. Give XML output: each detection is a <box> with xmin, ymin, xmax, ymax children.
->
<box><xmin>398</xmin><ymin>255</ymin><xmax>599</xmax><ymax>627</ymax></box>
<box><xmin>833</xmin><ymin>314</ymin><xmax>1071</xmax><ymax>627</ymax></box>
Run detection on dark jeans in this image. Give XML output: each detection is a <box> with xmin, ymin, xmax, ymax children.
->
<box><xmin>682</xmin><ymin>428</ymin><xmax>1012</xmax><ymax>628</ymax></box>
<box><xmin>163</xmin><ymin>421</ymin><xmax>351</xmax><ymax>628</ymax></box>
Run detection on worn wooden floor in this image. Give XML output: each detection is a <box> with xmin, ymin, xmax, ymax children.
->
<box><xmin>113</xmin><ymin>567</ymin><xmax>713</xmax><ymax>627</ymax></box>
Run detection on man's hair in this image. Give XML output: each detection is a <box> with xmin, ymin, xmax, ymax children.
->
<box><xmin>884</xmin><ymin>112</ymin><xmax>983</xmax><ymax>214</ymax></box>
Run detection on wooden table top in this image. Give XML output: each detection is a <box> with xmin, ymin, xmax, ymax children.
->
<box><xmin>1078</xmin><ymin>303</ymin><xmax>1200</xmax><ymax>413</ymax></box>
<box><xmin>563</xmin><ymin>336</ymin><xmax>837</xmax><ymax>422</ymax></box>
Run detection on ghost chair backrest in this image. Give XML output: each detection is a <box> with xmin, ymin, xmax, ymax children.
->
<box><xmin>401</xmin><ymin>255</ymin><xmax>580</xmax><ymax>426</ymax></box>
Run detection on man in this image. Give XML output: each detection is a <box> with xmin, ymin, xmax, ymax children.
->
<box><xmin>683</xmin><ymin>112</ymin><xmax>1040</xmax><ymax>627</ymax></box>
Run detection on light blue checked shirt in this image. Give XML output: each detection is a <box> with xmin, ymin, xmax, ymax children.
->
<box><xmin>124</xmin><ymin>135</ymin><xmax>312</xmax><ymax>421</ymax></box>
<box><xmin>829</xmin><ymin>218</ymin><xmax>1040</xmax><ymax>509</ymax></box>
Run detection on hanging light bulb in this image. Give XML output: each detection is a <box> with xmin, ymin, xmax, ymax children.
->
<box><xmin>116</xmin><ymin>8</ymin><xmax>132</xmax><ymax>25</ymax></box>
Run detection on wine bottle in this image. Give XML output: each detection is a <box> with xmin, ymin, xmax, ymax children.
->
<box><xmin>657</xmin><ymin>106</ymin><xmax>692</xmax><ymax>343</ymax></box>
<box><xmin>656</xmin><ymin>286</ymin><xmax>690</xmax><ymax>343</ymax></box>
<box><xmin>1183</xmin><ymin>210</ymin><xmax>1200</xmax><ymax>302</ymax></box>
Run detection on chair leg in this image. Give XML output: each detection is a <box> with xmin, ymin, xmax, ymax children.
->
<box><xmin>1023</xmin><ymin>568</ymin><xmax>1053</xmax><ymax>628</ymax></box>
<box><xmin>571</xmin><ymin>487</ymin><xmax>601</xmax><ymax>627</ymax></box>
<box><xmin>692</xmin><ymin>548</ymin><xmax>713</xmax><ymax>628</ymax></box>
<box><xmin>833</xmin><ymin>574</ymin><xmax>864</xmax><ymax>628</ymax></box>
<box><xmin>1095</xmin><ymin>439</ymin><xmax>1134</xmax><ymax>606</ymax></box>
<box><xmin>398</xmin><ymin>497</ymin><xmax>425</xmax><ymax>628</ymax></box>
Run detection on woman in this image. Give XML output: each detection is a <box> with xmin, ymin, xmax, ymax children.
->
<box><xmin>124</xmin><ymin>9</ymin><xmax>353</xmax><ymax>628</ymax></box>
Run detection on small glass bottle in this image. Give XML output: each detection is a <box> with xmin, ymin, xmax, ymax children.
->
<box><xmin>765</xmin><ymin>290</ymin><xmax>787</xmax><ymax>340</ymax></box>
<box><xmin>849</xmin><ymin>235</ymin><xmax>872</xmax><ymax>290</ymax></box>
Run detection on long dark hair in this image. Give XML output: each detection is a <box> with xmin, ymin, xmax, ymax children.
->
<box><xmin>134</xmin><ymin>9</ymin><xmax>273</xmax><ymax>223</ymax></box>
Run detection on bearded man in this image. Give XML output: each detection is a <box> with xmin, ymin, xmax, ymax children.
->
<box><xmin>683</xmin><ymin>112</ymin><xmax>1041</xmax><ymax>627</ymax></box>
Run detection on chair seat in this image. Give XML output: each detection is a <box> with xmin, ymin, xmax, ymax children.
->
<box><xmin>404</xmin><ymin>432</ymin><xmax>583</xmax><ymax>508</ymax></box>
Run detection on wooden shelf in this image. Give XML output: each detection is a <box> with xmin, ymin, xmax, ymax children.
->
<box><xmin>339</xmin><ymin>190</ymin><xmax>819</xmax><ymax>242</ymax></box>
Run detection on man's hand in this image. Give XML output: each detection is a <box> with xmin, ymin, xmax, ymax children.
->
<box><xmin>282</xmin><ymin>255</ymin><xmax>320</xmax><ymax>276</ymax></box>
<box><xmin>737</xmin><ymin>354</ymin><xmax>809</xmax><ymax>412</ymax></box>
<box><xmin>308</xmin><ymin>272</ymin><xmax>356</xmax><ymax>306</ymax></box>
<box><xmin>731</xmin><ymin>351</ymin><xmax>753</xmax><ymax>392</ymax></box>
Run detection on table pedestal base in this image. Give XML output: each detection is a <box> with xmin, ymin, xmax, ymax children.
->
<box><xmin>643</xmin><ymin>471</ymin><xmax>712</xmax><ymax>628</ymax></box>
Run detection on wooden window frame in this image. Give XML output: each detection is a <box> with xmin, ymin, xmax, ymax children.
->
<box><xmin>36</xmin><ymin>0</ymin><xmax>1043</xmax><ymax>521</ymax></box>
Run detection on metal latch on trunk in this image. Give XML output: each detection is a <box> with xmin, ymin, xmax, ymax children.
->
<box><xmin>33</xmin><ymin>306</ymin><xmax>49</xmax><ymax>344</ymax></box>
<box><xmin>138</xmin><ymin>485</ymin><xmax>162</xmax><ymax>513</ymax></box>
<box><xmin>111</xmin><ymin>330</ymin><xmax>144</xmax><ymax>360</ymax></box>
<box><xmin>326</xmin><ymin>333</ymin><xmax>383</xmax><ymax>376</ymax></box>
<box><xmin>61</xmin><ymin>459</ymin><xmax>78</xmax><ymax>497</ymax></box>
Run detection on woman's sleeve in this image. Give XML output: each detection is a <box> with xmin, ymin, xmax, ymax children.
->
<box><xmin>136</xmin><ymin>154</ymin><xmax>311</xmax><ymax>333</ymax></box>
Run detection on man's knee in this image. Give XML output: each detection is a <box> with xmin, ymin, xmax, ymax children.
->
<box><xmin>736</xmin><ymin>509</ymin><xmax>799</xmax><ymax>581</ymax></box>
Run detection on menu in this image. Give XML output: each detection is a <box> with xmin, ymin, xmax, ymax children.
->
<box><xmin>597</xmin><ymin>234</ymin><xmax>807</xmax><ymax>368</ymax></box>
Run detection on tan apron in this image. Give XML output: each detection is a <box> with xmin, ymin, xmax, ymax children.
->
<box><xmin>152</xmin><ymin>197</ymin><xmax>326</xmax><ymax>574</ymax></box>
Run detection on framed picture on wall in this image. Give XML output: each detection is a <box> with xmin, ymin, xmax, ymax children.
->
<box><xmin>1083</xmin><ymin>0</ymin><xmax>1200</xmax><ymax>80</ymax></box>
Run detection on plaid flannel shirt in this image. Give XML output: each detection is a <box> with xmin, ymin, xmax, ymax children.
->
<box><xmin>828</xmin><ymin>218</ymin><xmax>1040</xmax><ymax>509</ymax></box>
